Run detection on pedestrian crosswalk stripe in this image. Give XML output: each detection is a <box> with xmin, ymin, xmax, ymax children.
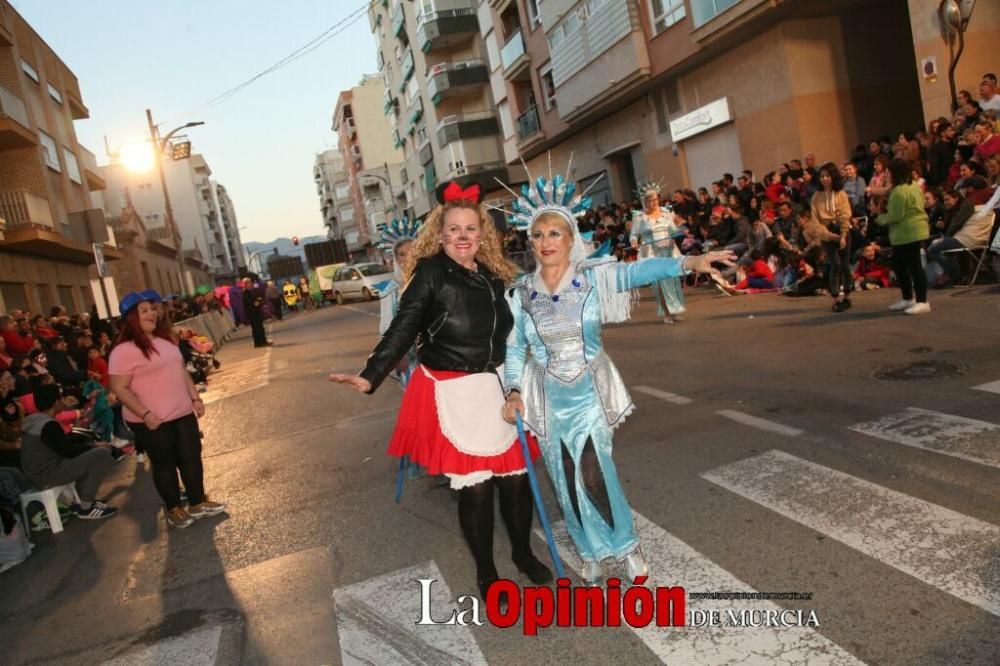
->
<box><xmin>102</xmin><ymin>625</ymin><xmax>222</xmax><ymax>665</ymax></box>
<box><xmin>848</xmin><ymin>407</ymin><xmax>1000</xmax><ymax>470</ymax></box>
<box><xmin>537</xmin><ymin>514</ymin><xmax>861</xmax><ymax>664</ymax></box>
<box><xmin>717</xmin><ymin>409</ymin><xmax>803</xmax><ymax>437</ymax></box>
<box><xmin>702</xmin><ymin>450</ymin><xmax>1000</xmax><ymax>617</ymax></box>
<box><xmin>632</xmin><ymin>385</ymin><xmax>693</xmax><ymax>405</ymax></box>
<box><xmin>332</xmin><ymin>560</ymin><xmax>486</xmax><ymax>666</ymax></box>
<box><xmin>972</xmin><ymin>380</ymin><xmax>1000</xmax><ymax>395</ymax></box>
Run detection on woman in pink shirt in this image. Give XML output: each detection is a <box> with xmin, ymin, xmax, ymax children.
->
<box><xmin>109</xmin><ymin>290</ymin><xmax>225</xmax><ymax>529</ymax></box>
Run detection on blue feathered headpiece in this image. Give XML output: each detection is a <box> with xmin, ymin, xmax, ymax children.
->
<box><xmin>489</xmin><ymin>152</ymin><xmax>604</xmax><ymax>231</ymax></box>
<box><xmin>377</xmin><ymin>216</ymin><xmax>422</xmax><ymax>252</ymax></box>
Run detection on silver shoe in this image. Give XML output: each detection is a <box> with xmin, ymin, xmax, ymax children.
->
<box><xmin>624</xmin><ymin>547</ymin><xmax>649</xmax><ymax>583</ymax></box>
<box><xmin>581</xmin><ymin>560</ymin><xmax>604</xmax><ymax>586</ymax></box>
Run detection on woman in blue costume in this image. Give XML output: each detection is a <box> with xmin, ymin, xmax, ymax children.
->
<box><xmin>630</xmin><ymin>181</ymin><xmax>687</xmax><ymax>324</ymax></box>
<box><xmin>497</xmin><ymin>163</ymin><xmax>733</xmax><ymax>584</ymax></box>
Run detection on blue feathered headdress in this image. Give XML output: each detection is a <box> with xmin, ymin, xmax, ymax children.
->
<box><xmin>377</xmin><ymin>216</ymin><xmax>422</xmax><ymax>252</ymax></box>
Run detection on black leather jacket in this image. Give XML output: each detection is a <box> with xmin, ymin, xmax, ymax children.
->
<box><xmin>360</xmin><ymin>251</ymin><xmax>512</xmax><ymax>393</ymax></box>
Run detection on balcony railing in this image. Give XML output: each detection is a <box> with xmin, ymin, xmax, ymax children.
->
<box><xmin>0</xmin><ymin>84</ymin><xmax>30</xmax><ymax>129</ymax></box>
<box><xmin>500</xmin><ymin>29</ymin><xmax>526</xmax><ymax>71</ymax></box>
<box><xmin>436</xmin><ymin>111</ymin><xmax>500</xmax><ymax>148</ymax></box>
<box><xmin>516</xmin><ymin>105</ymin><xmax>541</xmax><ymax>141</ymax></box>
<box><xmin>426</xmin><ymin>59</ymin><xmax>488</xmax><ymax>104</ymax></box>
<box><xmin>392</xmin><ymin>2</ymin><xmax>406</xmax><ymax>36</ymax></box>
<box><xmin>401</xmin><ymin>49</ymin><xmax>415</xmax><ymax>82</ymax></box>
<box><xmin>443</xmin><ymin>160</ymin><xmax>505</xmax><ymax>181</ymax></box>
<box><xmin>0</xmin><ymin>189</ymin><xmax>55</xmax><ymax>229</ymax></box>
<box><xmin>415</xmin><ymin>5</ymin><xmax>479</xmax><ymax>52</ymax></box>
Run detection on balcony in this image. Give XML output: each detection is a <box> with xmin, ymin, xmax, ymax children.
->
<box><xmin>500</xmin><ymin>29</ymin><xmax>530</xmax><ymax>81</ymax></box>
<box><xmin>392</xmin><ymin>2</ymin><xmax>406</xmax><ymax>38</ymax></box>
<box><xmin>408</xmin><ymin>96</ymin><xmax>424</xmax><ymax>126</ymax></box>
<box><xmin>426</xmin><ymin>60</ymin><xmax>489</xmax><ymax>106</ymax></box>
<box><xmin>419</xmin><ymin>140</ymin><xmax>434</xmax><ymax>166</ymax></box>
<box><xmin>0</xmin><ymin>189</ymin><xmax>119</xmax><ymax>263</ymax></box>
<box><xmin>78</xmin><ymin>145</ymin><xmax>106</xmax><ymax>191</ymax></box>
<box><xmin>400</xmin><ymin>49</ymin><xmax>415</xmax><ymax>84</ymax></box>
<box><xmin>416</xmin><ymin>5</ymin><xmax>478</xmax><ymax>53</ymax></box>
<box><xmin>436</xmin><ymin>111</ymin><xmax>500</xmax><ymax>149</ymax></box>
<box><xmin>515</xmin><ymin>104</ymin><xmax>545</xmax><ymax>146</ymax></box>
<box><xmin>345</xmin><ymin>117</ymin><xmax>356</xmax><ymax>139</ymax></box>
<box><xmin>0</xmin><ymin>84</ymin><xmax>36</xmax><ymax>150</ymax></box>
<box><xmin>442</xmin><ymin>161</ymin><xmax>508</xmax><ymax>194</ymax></box>
<box><xmin>384</xmin><ymin>88</ymin><xmax>398</xmax><ymax>115</ymax></box>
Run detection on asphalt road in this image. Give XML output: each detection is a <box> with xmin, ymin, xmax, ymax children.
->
<box><xmin>1</xmin><ymin>283</ymin><xmax>999</xmax><ymax>666</ymax></box>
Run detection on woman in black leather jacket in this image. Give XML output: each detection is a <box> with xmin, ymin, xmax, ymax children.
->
<box><xmin>329</xmin><ymin>181</ymin><xmax>552</xmax><ymax>599</ymax></box>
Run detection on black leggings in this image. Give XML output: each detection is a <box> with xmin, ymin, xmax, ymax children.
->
<box><xmin>131</xmin><ymin>413</ymin><xmax>205</xmax><ymax>510</ymax></box>
<box><xmin>457</xmin><ymin>474</ymin><xmax>535</xmax><ymax>582</ymax></box>
<box><xmin>891</xmin><ymin>241</ymin><xmax>928</xmax><ymax>303</ymax></box>
<box><xmin>823</xmin><ymin>237</ymin><xmax>853</xmax><ymax>297</ymax></box>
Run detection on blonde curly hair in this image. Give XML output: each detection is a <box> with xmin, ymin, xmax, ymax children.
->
<box><xmin>403</xmin><ymin>202</ymin><xmax>517</xmax><ymax>284</ymax></box>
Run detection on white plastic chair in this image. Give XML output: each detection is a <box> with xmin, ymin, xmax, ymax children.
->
<box><xmin>19</xmin><ymin>483</ymin><xmax>80</xmax><ymax>534</ymax></box>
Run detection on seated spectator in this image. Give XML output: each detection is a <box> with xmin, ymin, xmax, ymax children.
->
<box><xmin>0</xmin><ymin>335</ymin><xmax>11</xmax><ymax>372</ymax></box>
<box><xmin>797</xmin><ymin>208</ymin><xmax>841</xmax><ymax>251</ymax></box>
<box><xmin>867</xmin><ymin>155</ymin><xmax>892</xmax><ymax>203</ymax></box>
<box><xmin>782</xmin><ymin>247</ymin><xmax>828</xmax><ymax>297</ymax></box>
<box><xmin>961</xmin><ymin>175</ymin><xmax>995</xmax><ymax>206</ymax></box>
<box><xmin>924</xmin><ymin>188</ymin><xmax>946</xmax><ymax>235</ymax></box>
<box><xmin>87</xmin><ymin>347</ymin><xmax>110</xmax><ymax>388</ymax></box>
<box><xmin>973</xmin><ymin>120</ymin><xmax>1000</xmax><ymax>164</ymax></box>
<box><xmin>722</xmin><ymin>250</ymin><xmax>775</xmax><ymax>293</ymax></box>
<box><xmin>0</xmin><ymin>315</ymin><xmax>35</xmax><ymax>356</ymax></box>
<box><xmin>19</xmin><ymin>384</ymin><xmax>117</xmax><ymax>520</ymax></box>
<box><xmin>31</xmin><ymin>315</ymin><xmax>58</xmax><ymax>342</ymax></box>
<box><xmin>46</xmin><ymin>336</ymin><xmax>87</xmax><ymax>392</ymax></box>
<box><xmin>0</xmin><ymin>370</ymin><xmax>23</xmax><ymax>469</ymax></box>
<box><xmin>927</xmin><ymin>123</ymin><xmax>957</xmax><ymax>187</ymax></box>
<box><xmin>980</xmin><ymin>74</ymin><xmax>1000</xmax><ymax>113</ymax></box>
<box><xmin>853</xmin><ymin>243</ymin><xmax>892</xmax><ymax>289</ymax></box>
<box><xmin>927</xmin><ymin>183</ymin><xmax>996</xmax><ymax>285</ymax></box>
<box><xmin>842</xmin><ymin>162</ymin><xmax>867</xmax><ymax>216</ymax></box>
<box><xmin>986</xmin><ymin>156</ymin><xmax>1000</xmax><ymax>188</ymax></box>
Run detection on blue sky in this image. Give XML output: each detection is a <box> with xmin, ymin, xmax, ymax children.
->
<box><xmin>13</xmin><ymin>0</ymin><xmax>376</xmax><ymax>244</ymax></box>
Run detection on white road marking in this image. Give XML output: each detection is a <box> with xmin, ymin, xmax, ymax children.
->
<box><xmin>343</xmin><ymin>305</ymin><xmax>379</xmax><ymax>318</ymax></box>
<box><xmin>632</xmin><ymin>385</ymin><xmax>693</xmax><ymax>405</ymax></box>
<box><xmin>716</xmin><ymin>410</ymin><xmax>803</xmax><ymax>437</ymax></box>
<box><xmin>537</xmin><ymin>514</ymin><xmax>860</xmax><ymax>664</ymax></box>
<box><xmin>848</xmin><ymin>407</ymin><xmax>1000</xmax><ymax>470</ymax></box>
<box><xmin>702</xmin><ymin>450</ymin><xmax>1000</xmax><ymax>617</ymax></box>
<box><xmin>972</xmin><ymin>380</ymin><xmax>1000</xmax><ymax>395</ymax></box>
<box><xmin>102</xmin><ymin>625</ymin><xmax>222</xmax><ymax>666</ymax></box>
<box><xmin>332</xmin><ymin>560</ymin><xmax>486</xmax><ymax>665</ymax></box>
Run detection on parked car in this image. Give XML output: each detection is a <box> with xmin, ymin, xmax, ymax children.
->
<box><xmin>330</xmin><ymin>262</ymin><xmax>395</xmax><ymax>304</ymax></box>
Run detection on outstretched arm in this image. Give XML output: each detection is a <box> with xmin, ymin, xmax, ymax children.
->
<box><xmin>614</xmin><ymin>251</ymin><xmax>737</xmax><ymax>290</ymax></box>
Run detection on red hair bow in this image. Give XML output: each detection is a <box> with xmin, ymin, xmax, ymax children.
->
<box><xmin>443</xmin><ymin>181</ymin><xmax>480</xmax><ymax>203</ymax></box>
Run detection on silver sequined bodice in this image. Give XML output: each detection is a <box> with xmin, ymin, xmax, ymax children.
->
<box><xmin>523</xmin><ymin>276</ymin><xmax>589</xmax><ymax>383</ymax></box>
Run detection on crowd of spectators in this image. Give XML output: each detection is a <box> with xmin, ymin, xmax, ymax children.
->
<box><xmin>505</xmin><ymin>73</ymin><xmax>1000</xmax><ymax>295</ymax></box>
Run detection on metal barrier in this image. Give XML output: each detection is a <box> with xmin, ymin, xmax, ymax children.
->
<box><xmin>173</xmin><ymin>310</ymin><xmax>236</xmax><ymax>348</ymax></box>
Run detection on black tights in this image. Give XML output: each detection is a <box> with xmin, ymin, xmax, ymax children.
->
<box><xmin>132</xmin><ymin>414</ymin><xmax>205</xmax><ymax>510</ymax></box>
<box><xmin>457</xmin><ymin>474</ymin><xmax>535</xmax><ymax>582</ymax></box>
<box><xmin>561</xmin><ymin>438</ymin><xmax>614</xmax><ymax>530</ymax></box>
<box><xmin>891</xmin><ymin>241</ymin><xmax>928</xmax><ymax>303</ymax></box>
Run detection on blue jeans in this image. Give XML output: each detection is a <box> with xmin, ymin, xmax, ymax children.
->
<box><xmin>928</xmin><ymin>237</ymin><xmax>964</xmax><ymax>281</ymax></box>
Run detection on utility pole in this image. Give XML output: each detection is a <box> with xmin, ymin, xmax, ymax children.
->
<box><xmin>146</xmin><ymin>109</ymin><xmax>188</xmax><ymax>294</ymax></box>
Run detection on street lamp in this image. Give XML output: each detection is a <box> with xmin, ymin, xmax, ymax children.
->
<box><xmin>145</xmin><ymin>110</ymin><xmax>204</xmax><ymax>295</ymax></box>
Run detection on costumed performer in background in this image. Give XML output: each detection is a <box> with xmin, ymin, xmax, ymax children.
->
<box><xmin>630</xmin><ymin>180</ymin><xmax>687</xmax><ymax>324</ymax></box>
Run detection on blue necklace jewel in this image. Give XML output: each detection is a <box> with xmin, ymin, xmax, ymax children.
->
<box><xmin>571</xmin><ymin>278</ymin><xmax>581</xmax><ymax>288</ymax></box>
<box><xmin>551</xmin><ymin>294</ymin><xmax>560</xmax><ymax>302</ymax></box>
<box><xmin>530</xmin><ymin>291</ymin><xmax>538</xmax><ymax>300</ymax></box>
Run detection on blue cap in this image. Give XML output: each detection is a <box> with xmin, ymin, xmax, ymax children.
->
<box><xmin>119</xmin><ymin>289</ymin><xmax>163</xmax><ymax>315</ymax></box>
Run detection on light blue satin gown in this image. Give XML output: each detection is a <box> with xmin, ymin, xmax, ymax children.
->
<box><xmin>631</xmin><ymin>210</ymin><xmax>686</xmax><ymax>317</ymax></box>
<box><xmin>505</xmin><ymin>256</ymin><xmax>689</xmax><ymax>562</ymax></box>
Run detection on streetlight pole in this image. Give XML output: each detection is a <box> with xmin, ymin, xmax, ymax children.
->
<box><xmin>145</xmin><ymin>109</ymin><xmax>204</xmax><ymax>295</ymax></box>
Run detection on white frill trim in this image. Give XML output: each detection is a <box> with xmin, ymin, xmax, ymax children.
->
<box><xmin>446</xmin><ymin>469</ymin><xmax>527</xmax><ymax>490</ymax></box>
<box><xmin>580</xmin><ymin>257</ymin><xmax>639</xmax><ymax>324</ymax></box>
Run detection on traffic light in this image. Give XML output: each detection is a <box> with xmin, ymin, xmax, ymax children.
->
<box><xmin>292</xmin><ymin>236</ymin><xmax>300</xmax><ymax>246</ymax></box>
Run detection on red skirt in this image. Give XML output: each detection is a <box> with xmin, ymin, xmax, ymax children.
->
<box><xmin>387</xmin><ymin>366</ymin><xmax>540</xmax><ymax>475</ymax></box>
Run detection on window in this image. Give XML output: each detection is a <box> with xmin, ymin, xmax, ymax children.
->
<box><xmin>0</xmin><ymin>282</ymin><xmax>29</xmax><ymax>311</ymax></box>
<box><xmin>39</xmin><ymin>131</ymin><xmax>61</xmax><ymax>172</ymax></box>
<box><xmin>21</xmin><ymin>59</ymin><xmax>39</xmax><ymax>83</ymax></box>
<box><xmin>63</xmin><ymin>148</ymin><xmax>81</xmax><ymax>184</ymax></box>
<box><xmin>547</xmin><ymin>11</ymin><xmax>581</xmax><ymax>51</ymax></box>
<box><xmin>585</xmin><ymin>0</ymin><xmax>609</xmax><ymax>17</ymax></box>
<box><xmin>36</xmin><ymin>283</ymin><xmax>54</xmax><ymax>313</ymax></box>
<box><xmin>691</xmin><ymin>0</ymin><xmax>741</xmax><ymax>28</ymax></box>
<box><xmin>498</xmin><ymin>101</ymin><xmax>513</xmax><ymax>139</ymax></box>
<box><xmin>57</xmin><ymin>285</ymin><xmax>75</xmax><ymax>310</ymax></box>
<box><xmin>654</xmin><ymin>79</ymin><xmax>683</xmax><ymax>135</ymax></box>
<box><xmin>526</xmin><ymin>0</ymin><xmax>541</xmax><ymax>28</ymax></box>
<box><xmin>650</xmin><ymin>0</ymin><xmax>686</xmax><ymax>33</ymax></box>
<box><xmin>47</xmin><ymin>83</ymin><xmax>63</xmax><ymax>104</ymax></box>
<box><xmin>540</xmin><ymin>66</ymin><xmax>557</xmax><ymax>111</ymax></box>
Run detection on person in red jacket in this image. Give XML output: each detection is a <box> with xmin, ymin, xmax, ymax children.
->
<box><xmin>87</xmin><ymin>347</ymin><xmax>110</xmax><ymax>388</ymax></box>
<box><xmin>853</xmin><ymin>243</ymin><xmax>892</xmax><ymax>289</ymax></box>
<box><xmin>0</xmin><ymin>315</ymin><xmax>36</xmax><ymax>355</ymax></box>
<box><xmin>726</xmin><ymin>250</ymin><xmax>775</xmax><ymax>292</ymax></box>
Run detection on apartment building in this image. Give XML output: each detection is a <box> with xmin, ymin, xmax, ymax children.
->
<box><xmin>0</xmin><ymin>0</ymin><xmax>119</xmax><ymax>314</ymax></box>
<box><xmin>215</xmin><ymin>183</ymin><xmax>245</xmax><ymax>273</ymax></box>
<box><xmin>369</xmin><ymin>0</ymin><xmax>512</xmax><ymax>220</ymax></box>
<box><xmin>313</xmin><ymin>148</ymin><xmax>350</xmax><ymax>242</ymax></box>
<box><xmin>483</xmin><ymin>0</ymin><xmax>999</xmax><ymax>202</ymax></box>
<box><xmin>332</xmin><ymin>75</ymin><xmax>406</xmax><ymax>259</ymax></box>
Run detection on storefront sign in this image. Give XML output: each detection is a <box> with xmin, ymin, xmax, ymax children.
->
<box><xmin>670</xmin><ymin>97</ymin><xmax>732</xmax><ymax>142</ymax></box>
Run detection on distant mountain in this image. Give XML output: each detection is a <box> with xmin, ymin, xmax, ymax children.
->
<box><xmin>244</xmin><ymin>236</ymin><xmax>327</xmax><ymax>264</ymax></box>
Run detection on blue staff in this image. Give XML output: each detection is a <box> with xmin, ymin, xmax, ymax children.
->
<box><xmin>393</xmin><ymin>367</ymin><xmax>412</xmax><ymax>504</ymax></box>
<box><xmin>516</xmin><ymin>411</ymin><xmax>565</xmax><ymax>579</ymax></box>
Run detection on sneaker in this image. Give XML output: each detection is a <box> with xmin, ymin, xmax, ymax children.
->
<box><xmin>72</xmin><ymin>503</ymin><xmax>118</xmax><ymax>520</ymax></box>
<box><xmin>135</xmin><ymin>452</ymin><xmax>146</xmax><ymax>464</ymax></box>
<box><xmin>663</xmin><ymin>316</ymin><xmax>676</xmax><ymax>324</ymax></box>
<box><xmin>165</xmin><ymin>506</ymin><xmax>194</xmax><ymax>529</ymax></box>
<box><xmin>30</xmin><ymin>512</ymin><xmax>50</xmax><ymax>532</ymax></box>
<box><xmin>889</xmin><ymin>299</ymin><xmax>915</xmax><ymax>311</ymax></box>
<box><xmin>581</xmin><ymin>560</ymin><xmax>604</xmax><ymax>587</ymax></box>
<box><xmin>904</xmin><ymin>302</ymin><xmax>931</xmax><ymax>315</ymax></box>
<box><xmin>187</xmin><ymin>497</ymin><xmax>226</xmax><ymax>519</ymax></box>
